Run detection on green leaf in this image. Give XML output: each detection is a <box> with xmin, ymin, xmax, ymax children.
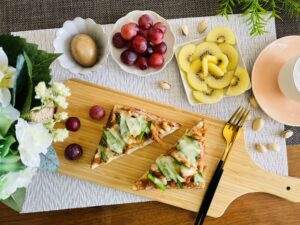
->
<box><xmin>1</xmin><ymin>188</ymin><xmax>26</xmax><ymax>212</ymax></box>
<box><xmin>12</xmin><ymin>54</ymin><xmax>26</xmax><ymax>107</ymax></box>
<box><xmin>0</xmin><ymin>112</ymin><xmax>14</xmax><ymax>137</ymax></box>
<box><xmin>0</xmin><ymin>35</ymin><xmax>60</xmax><ymax>111</ymax></box>
<box><xmin>0</xmin><ymin>135</ymin><xmax>16</xmax><ymax>158</ymax></box>
<box><xmin>21</xmin><ymin>51</ymin><xmax>33</xmax><ymax>114</ymax></box>
<box><xmin>0</xmin><ymin>155</ymin><xmax>20</xmax><ymax>164</ymax></box>
<box><xmin>0</xmin><ymin>161</ymin><xmax>25</xmax><ymax>173</ymax></box>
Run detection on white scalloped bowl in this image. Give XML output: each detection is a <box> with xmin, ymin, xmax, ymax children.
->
<box><xmin>53</xmin><ymin>17</ymin><xmax>109</xmax><ymax>75</ymax></box>
<box><xmin>110</xmin><ymin>10</ymin><xmax>176</xmax><ymax>77</ymax></box>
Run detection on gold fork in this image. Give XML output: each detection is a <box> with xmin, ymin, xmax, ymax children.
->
<box><xmin>194</xmin><ymin>106</ymin><xmax>250</xmax><ymax>225</ymax></box>
<box><xmin>222</xmin><ymin>106</ymin><xmax>250</xmax><ymax>165</ymax></box>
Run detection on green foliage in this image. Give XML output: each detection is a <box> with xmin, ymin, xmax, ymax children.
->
<box><xmin>1</xmin><ymin>188</ymin><xmax>26</xmax><ymax>212</ymax></box>
<box><xmin>0</xmin><ymin>35</ymin><xmax>60</xmax><ymax>113</ymax></box>
<box><xmin>218</xmin><ymin>0</ymin><xmax>300</xmax><ymax>36</ymax></box>
<box><xmin>22</xmin><ymin>51</ymin><xmax>33</xmax><ymax>114</ymax></box>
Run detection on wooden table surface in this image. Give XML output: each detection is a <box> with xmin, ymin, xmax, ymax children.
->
<box><xmin>0</xmin><ymin>145</ymin><xmax>299</xmax><ymax>225</ymax></box>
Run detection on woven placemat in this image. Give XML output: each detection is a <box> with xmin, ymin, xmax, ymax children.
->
<box><xmin>11</xmin><ymin>14</ymin><xmax>290</xmax><ymax>213</ymax></box>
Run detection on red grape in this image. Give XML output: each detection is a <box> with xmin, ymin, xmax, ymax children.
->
<box><xmin>66</xmin><ymin>117</ymin><xmax>81</xmax><ymax>132</ymax></box>
<box><xmin>148</xmin><ymin>28</ymin><xmax>164</xmax><ymax>45</ymax></box>
<box><xmin>153</xmin><ymin>42</ymin><xmax>167</xmax><ymax>54</ymax></box>
<box><xmin>112</xmin><ymin>32</ymin><xmax>127</xmax><ymax>48</ymax></box>
<box><xmin>132</xmin><ymin>35</ymin><xmax>147</xmax><ymax>53</ymax></box>
<box><xmin>143</xmin><ymin>44</ymin><xmax>154</xmax><ymax>58</ymax></box>
<box><xmin>89</xmin><ymin>105</ymin><xmax>105</xmax><ymax>120</ymax></box>
<box><xmin>148</xmin><ymin>53</ymin><xmax>164</xmax><ymax>68</ymax></box>
<box><xmin>120</xmin><ymin>49</ymin><xmax>138</xmax><ymax>65</ymax></box>
<box><xmin>136</xmin><ymin>56</ymin><xmax>148</xmax><ymax>70</ymax></box>
<box><xmin>138</xmin><ymin>14</ymin><xmax>153</xmax><ymax>29</ymax></box>
<box><xmin>121</xmin><ymin>23</ymin><xmax>139</xmax><ymax>40</ymax></box>
<box><xmin>64</xmin><ymin>144</ymin><xmax>83</xmax><ymax>160</ymax></box>
<box><xmin>153</xmin><ymin>22</ymin><xmax>167</xmax><ymax>33</ymax></box>
<box><xmin>138</xmin><ymin>29</ymin><xmax>149</xmax><ymax>38</ymax></box>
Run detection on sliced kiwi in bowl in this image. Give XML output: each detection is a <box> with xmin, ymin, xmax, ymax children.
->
<box><xmin>206</xmin><ymin>26</ymin><xmax>236</xmax><ymax>45</ymax></box>
<box><xmin>206</xmin><ymin>71</ymin><xmax>234</xmax><ymax>89</ymax></box>
<box><xmin>226</xmin><ymin>67</ymin><xmax>250</xmax><ymax>96</ymax></box>
<box><xmin>192</xmin><ymin>42</ymin><xmax>222</xmax><ymax>61</ymax></box>
<box><xmin>187</xmin><ymin>59</ymin><xmax>208</xmax><ymax>91</ymax></box>
<box><xmin>192</xmin><ymin>87</ymin><xmax>224</xmax><ymax>104</ymax></box>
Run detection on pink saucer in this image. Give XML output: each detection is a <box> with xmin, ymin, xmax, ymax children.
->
<box><xmin>252</xmin><ymin>36</ymin><xmax>300</xmax><ymax>126</ymax></box>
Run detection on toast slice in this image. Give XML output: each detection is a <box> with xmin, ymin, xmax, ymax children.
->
<box><xmin>91</xmin><ymin>105</ymin><xmax>180</xmax><ymax>169</ymax></box>
<box><xmin>133</xmin><ymin>121</ymin><xmax>206</xmax><ymax>190</ymax></box>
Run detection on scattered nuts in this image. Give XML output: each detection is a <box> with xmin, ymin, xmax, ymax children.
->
<box><xmin>280</xmin><ymin>130</ymin><xmax>294</xmax><ymax>139</ymax></box>
<box><xmin>255</xmin><ymin>144</ymin><xmax>267</xmax><ymax>153</ymax></box>
<box><xmin>249</xmin><ymin>95</ymin><xmax>259</xmax><ymax>109</ymax></box>
<box><xmin>198</xmin><ymin>21</ymin><xmax>208</xmax><ymax>33</ymax></box>
<box><xmin>267</xmin><ymin>143</ymin><xmax>280</xmax><ymax>152</ymax></box>
<box><xmin>252</xmin><ymin>117</ymin><xmax>264</xmax><ymax>131</ymax></box>
<box><xmin>159</xmin><ymin>81</ymin><xmax>171</xmax><ymax>90</ymax></box>
<box><xmin>181</xmin><ymin>24</ymin><xmax>189</xmax><ymax>36</ymax></box>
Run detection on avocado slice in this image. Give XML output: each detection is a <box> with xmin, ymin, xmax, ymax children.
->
<box><xmin>103</xmin><ymin>128</ymin><xmax>125</xmax><ymax>154</ymax></box>
<box><xmin>177</xmin><ymin>136</ymin><xmax>202</xmax><ymax>163</ymax></box>
<box><xmin>156</xmin><ymin>156</ymin><xmax>184</xmax><ymax>187</ymax></box>
<box><xmin>119</xmin><ymin>113</ymin><xmax>130</xmax><ymax>138</ymax></box>
<box><xmin>125</xmin><ymin>116</ymin><xmax>148</xmax><ymax>137</ymax></box>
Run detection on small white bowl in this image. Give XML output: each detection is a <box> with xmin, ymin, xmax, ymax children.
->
<box><xmin>110</xmin><ymin>10</ymin><xmax>176</xmax><ymax>77</ymax></box>
<box><xmin>53</xmin><ymin>17</ymin><xmax>109</xmax><ymax>75</ymax></box>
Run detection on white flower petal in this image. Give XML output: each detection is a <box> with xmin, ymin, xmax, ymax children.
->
<box><xmin>0</xmin><ymin>88</ymin><xmax>11</xmax><ymax>107</ymax></box>
<box><xmin>15</xmin><ymin>119</ymin><xmax>53</xmax><ymax>167</ymax></box>
<box><xmin>0</xmin><ymin>167</ymin><xmax>37</xmax><ymax>200</ymax></box>
<box><xmin>0</xmin><ymin>47</ymin><xmax>8</xmax><ymax>68</ymax></box>
<box><xmin>0</xmin><ymin>104</ymin><xmax>20</xmax><ymax>121</ymax></box>
<box><xmin>34</xmin><ymin>82</ymin><xmax>47</xmax><ymax>99</ymax></box>
<box><xmin>19</xmin><ymin>147</ymin><xmax>41</xmax><ymax>167</ymax></box>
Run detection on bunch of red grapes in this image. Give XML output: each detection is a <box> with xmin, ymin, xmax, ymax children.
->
<box><xmin>112</xmin><ymin>14</ymin><xmax>168</xmax><ymax>70</ymax></box>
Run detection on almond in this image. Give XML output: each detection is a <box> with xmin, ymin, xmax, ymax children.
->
<box><xmin>252</xmin><ymin>118</ymin><xmax>264</xmax><ymax>131</ymax></box>
<box><xmin>280</xmin><ymin>130</ymin><xmax>293</xmax><ymax>139</ymax></box>
<box><xmin>159</xmin><ymin>81</ymin><xmax>171</xmax><ymax>90</ymax></box>
<box><xmin>198</xmin><ymin>21</ymin><xmax>208</xmax><ymax>33</ymax></box>
<box><xmin>255</xmin><ymin>144</ymin><xmax>267</xmax><ymax>153</ymax></box>
<box><xmin>181</xmin><ymin>24</ymin><xmax>189</xmax><ymax>36</ymax></box>
<box><xmin>267</xmin><ymin>143</ymin><xmax>280</xmax><ymax>152</ymax></box>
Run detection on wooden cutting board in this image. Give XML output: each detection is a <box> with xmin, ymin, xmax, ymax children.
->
<box><xmin>53</xmin><ymin>79</ymin><xmax>300</xmax><ymax>218</ymax></box>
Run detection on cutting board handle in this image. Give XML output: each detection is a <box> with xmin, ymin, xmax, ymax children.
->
<box><xmin>247</xmin><ymin>168</ymin><xmax>300</xmax><ymax>203</ymax></box>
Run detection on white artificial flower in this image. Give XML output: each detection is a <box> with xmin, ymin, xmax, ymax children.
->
<box><xmin>34</xmin><ymin>82</ymin><xmax>47</xmax><ymax>100</ymax></box>
<box><xmin>0</xmin><ymin>167</ymin><xmax>37</xmax><ymax>200</ymax></box>
<box><xmin>15</xmin><ymin>118</ymin><xmax>52</xmax><ymax>167</ymax></box>
<box><xmin>0</xmin><ymin>47</ymin><xmax>16</xmax><ymax>107</ymax></box>
<box><xmin>52</xmin><ymin>128</ymin><xmax>69</xmax><ymax>142</ymax></box>
<box><xmin>53</xmin><ymin>96</ymin><xmax>68</xmax><ymax>109</ymax></box>
<box><xmin>0</xmin><ymin>104</ymin><xmax>20</xmax><ymax>121</ymax></box>
<box><xmin>53</xmin><ymin>82</ymin><xmax>71</xmax><ymax>97</ymax></box>
<box><xmin>54</xmin><ymin>112</ymin><xmax>68</xmax><ymax>121</ymax></box>
<box><xmin>43</xmin><ymin>119</ymin><xmax>55</xmax><ymax>131</ymax></box>
<box><xmin>0</xmin><ymin>88</ymin><xmax>11</xmax><ymax>108</ymax></box>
